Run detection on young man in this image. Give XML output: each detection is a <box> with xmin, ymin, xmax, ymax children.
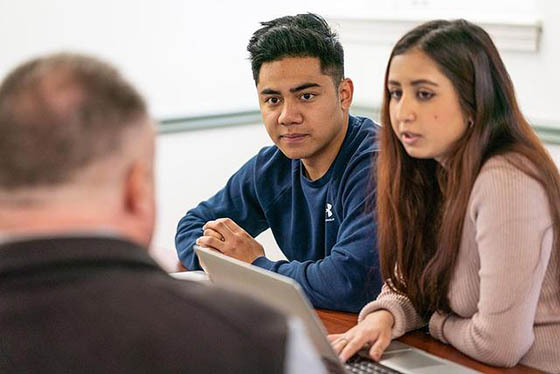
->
<box><xmin>176</xmin><ymin>13</ymin><xmax>382</xmax><ymax>313</ymax></box>
<box><xmin>0</xmin><ymin>53</ymin><xmax>324</xmax><ymax>373</ymax></box>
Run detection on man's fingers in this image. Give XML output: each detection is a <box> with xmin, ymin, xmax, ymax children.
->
<box><xmin>219</xmin><ymin>217</ymin><xmax>243</xmax><ymax>233</ymax></box>
<box><xmin>205</xmin><ymin>218</ymin><xmax>242</xmax><ymax>234</ymax></box>
<box><xmin>196</xmin><ymin>236</ymin><xmax>225</xmax><ymax>252</ymax></box>
<box><xmin>203</xmin><ymin>218</ymin><xmax>236</xmax><ymax>239</ymax></box>
<box><xmin>203</xmin><ymin>228</ymin><xmax>224</xmax><ymax>241</ymax></box>
<box><xmin>200</xmin><ymin>218</ymin><xmax>264</xmax><ymax>263</ymax></box>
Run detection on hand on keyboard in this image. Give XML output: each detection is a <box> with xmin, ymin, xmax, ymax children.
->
<box><xmin>328</xmin><ymin>310</ymin><xmax>395</xmax><ymax>363</ymax></box>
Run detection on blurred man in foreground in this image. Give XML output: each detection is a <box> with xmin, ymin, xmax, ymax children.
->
<box><xmin>0</xmin><ymin>53</ymin><xmax>324</xmax><ymax>373</ymax></box>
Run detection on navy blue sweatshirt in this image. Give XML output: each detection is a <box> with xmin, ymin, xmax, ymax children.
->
<box><xmin>176</xmin><ymin>115</ymin><xmax>382</xmax><ymax>312</ymax></box>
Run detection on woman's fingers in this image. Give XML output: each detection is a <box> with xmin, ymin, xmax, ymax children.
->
<box><xmin>330</xmin><ymin>336</ymin><xmax>351</xmax><ymax>355</ymax></box>
<box><xmin>327</xmin><ymin>334</ymin><xmax>343</xmax><ymax>343</ymax></box>
<box><xmin>328</xmin><ymin>310</ymin><xmax>395</xmax><ymax>363</ymax></box>
<box><xmin>339</xmin><ymin>334</ymin><xmax>372</xmax><ymax>363</ymax></box>
<box><xmin>368</xmin><ymin>329</ymin><xmax>392</xmax><ymax>361</ymax></box>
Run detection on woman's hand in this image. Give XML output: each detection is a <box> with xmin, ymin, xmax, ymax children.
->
<box><xmin>328</xmin><ymin>310</ymin><xmax>395</xmax><ymax>363</ymax></box>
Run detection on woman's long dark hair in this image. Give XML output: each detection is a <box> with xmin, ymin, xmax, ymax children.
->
<box><xmin>376</xmin><ymin>19</ymin><xmax>560</xmax><ymax>318</ymax></box>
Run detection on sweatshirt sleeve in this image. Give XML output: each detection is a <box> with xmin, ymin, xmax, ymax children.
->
<box><xmin>175</xmin><ymin>156</ymin><xmax>269</xmax><ymax>270</ymax></box>
<box><xmin>428</xmin><ymin>159</ymin><xmax>554</xmax><ymax>367</ymax></box>
<box><xmin>358</xmin><ymin>282</ymin><xmax>426</xmax><ymax>338</ymax></box>
<box><xmin>253</xmin><ymin>156</ymin><xmax>382</xmax><ymax>313</ymax></box>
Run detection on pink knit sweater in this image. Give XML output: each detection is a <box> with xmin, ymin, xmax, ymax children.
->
<box><xmin>359</xmin><ymin>156</ymin><xmax>560</xmax><ymax>373</ymax></box>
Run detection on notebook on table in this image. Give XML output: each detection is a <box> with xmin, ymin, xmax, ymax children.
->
<box><xmin>194</xmin><ymin>245</ymin><xmax>478</xmax><ymax>374</ymax></box>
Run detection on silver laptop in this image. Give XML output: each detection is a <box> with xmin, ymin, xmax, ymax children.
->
<box><xmin>194</xmin><ymin>246</ymin><xmax>478</xmax><ymax>374</ymax></box>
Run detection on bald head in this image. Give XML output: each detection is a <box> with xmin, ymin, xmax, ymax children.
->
<box><xmin>0</xmin><ymin>53</ymin><xmax>149</xmax><ymax>192</ymax></box>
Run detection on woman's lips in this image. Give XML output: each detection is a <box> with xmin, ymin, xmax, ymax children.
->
<box><xmin>401</xmin><ymin>131</ymin><xmax>421</xmax><ymax>145</ymax></box>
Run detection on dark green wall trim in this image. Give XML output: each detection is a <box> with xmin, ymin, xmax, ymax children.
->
<box><xmin>533</xmin><ymin>125</ymin><xmax>560</xmax><ymax>145</ymax></box>
<box><xmin>158</xmin><ymin>107</ymin><xmax>560</xmax><ymax>145</ymax></box>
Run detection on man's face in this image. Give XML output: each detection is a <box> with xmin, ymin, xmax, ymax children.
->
<box><xmin>257</xmin><ymin>57</ymin><xmax>352</xmax><ymax>177</ymax></box>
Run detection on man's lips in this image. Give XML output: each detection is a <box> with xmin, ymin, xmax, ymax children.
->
<box><xmin>280</xmin><ymin>133</ymin><xmax>308</xmax><ymax>142</ymax></box>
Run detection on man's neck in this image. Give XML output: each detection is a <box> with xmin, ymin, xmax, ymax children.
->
<box><xmin>0</xmin><ymin>205</ymin><xmax>127</xmax><ymax>242</ymax></box>
<box><xmin>301</xmin><ymin>117</ymin><xmax>349</xmax><ymax>181</ymax></box>
<box><xmin>0</xmin><ymin>227</ymin><xmax>122</xmax><ymax>246</ymax></box>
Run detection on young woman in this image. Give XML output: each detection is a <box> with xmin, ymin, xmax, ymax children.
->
<box><xmin>329</xmin><ymin>19</ymin><xmax>560</xmax><ymax>373</ymax></box>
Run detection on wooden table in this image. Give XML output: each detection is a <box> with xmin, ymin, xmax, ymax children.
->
<box><xmin>316</xmin><ymin>309</ymin><xmax>544</xmax><ymax>374</ymax></box>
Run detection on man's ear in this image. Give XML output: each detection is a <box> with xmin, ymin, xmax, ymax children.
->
<box><xmin>121</xmin><ymin>160</ymin><xmax>156</xmax><ymax>246</ymax></box>
<box><xmin>338</xmin><ymin>78</ymin><xmax>354</xmax><ymax>111</ymax></box>
<box><xmin>123</xmin><ymin>161</ymin><xmax>152</xmax><ymax>218</ymax></box>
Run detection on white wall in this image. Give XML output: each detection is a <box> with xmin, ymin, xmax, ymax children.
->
<box><xmin>2</xmin><ymin>1</ymin><xmax>557</xmax><ymax>127</ymax></box>
<box><xmin>339</xmin><ymin>0</ymin><xmax>560</xmax><ymax>128</ymax></box>
<box><xmin>152</xmin><ymin>123</ymin><xmax>286</xmax><ymax>269</ymax></box>
<box><xmin>0</xmin><ymin>0</ymin><xmax>376</xmax><ymax>119</ymax></box>
<box><xmin>549</xmin><ymin>144</ymin><xmax>560</xmax><ymax>163</ymax></box>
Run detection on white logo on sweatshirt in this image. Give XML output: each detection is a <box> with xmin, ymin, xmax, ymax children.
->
<box><xmin>325</xmin><ymin>203</ymin><xmax>334</xmax><ymax>222</ymax></box>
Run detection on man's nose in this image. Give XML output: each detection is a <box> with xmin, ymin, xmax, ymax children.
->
<box><xmin>278</xmin><ymin>100</ymin><xmax>303</xmax><ymax>126</ymax></box>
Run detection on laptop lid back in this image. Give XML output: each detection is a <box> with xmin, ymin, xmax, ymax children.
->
<box><xmin>194</xmin><ymin>245</ymin><xmax>341</xmax><ymax>362</ymax></box>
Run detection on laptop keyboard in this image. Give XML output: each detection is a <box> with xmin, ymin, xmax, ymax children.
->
<box><xmin>344</xmin><ymin>356</ymin><xmax>402</xmax><ymax>374</ymax></box>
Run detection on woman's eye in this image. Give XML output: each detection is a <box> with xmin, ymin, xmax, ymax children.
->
<box><xmin>418</xmin><ymin>90</ymin><xmax>434</xmax><ymax>100</ymax></box>
<box><xmin>389</xmin><ymin>89</ymin><xmax>402</xmax><ymax>100</ymax></box>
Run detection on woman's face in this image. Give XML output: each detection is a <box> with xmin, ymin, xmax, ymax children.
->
<box><xmin>387</xmin><ymin>48</ymin><xmax>469</xmax><ymax>163</ymax></box>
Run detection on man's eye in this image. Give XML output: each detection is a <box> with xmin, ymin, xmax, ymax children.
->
<box><xmin>418</xmin><ymin>90</ymin><xmax>434</xmax><ymax>100</ymax></box>
<box><xmin>266</xmin><ymin>97</ymin><xmax>280</xmax><ymax>105</ymax></box>
<box><xmin>301</xmin><ymin>93</ymin><xmax>315</xmax><ymax>101</ymax></box>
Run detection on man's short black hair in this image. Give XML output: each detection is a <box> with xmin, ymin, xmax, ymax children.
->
<box><xmin>247</xmin><ymin>13</ymin><xmax>344</xmax><ymax>86</ymax></box>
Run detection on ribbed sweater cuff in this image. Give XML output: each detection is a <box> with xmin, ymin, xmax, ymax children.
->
<box><xmin>358</xmin><ymin>300</ymin><xmax>407</xmax><ymax>338</ymax></box>
<box><xmin>429</xmin><ymin>312</ymin><xmax>450</xmax><ymax>344</ymax></box>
